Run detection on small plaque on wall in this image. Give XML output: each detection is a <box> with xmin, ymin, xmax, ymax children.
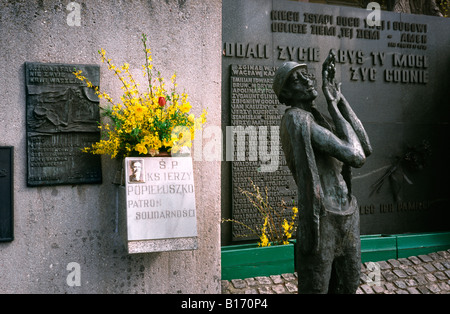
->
<box><xmin>0</xmin><ymin>147</ymin><xmax>14</xmax><ymax>242</ymax></box>
<box><xmin>121</xmin><ymin>157</ymin><xmax>198</xmax><ymax>253</ymax></box>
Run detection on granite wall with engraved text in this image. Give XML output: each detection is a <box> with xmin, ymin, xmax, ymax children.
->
<box><xmin>222</xmin><ymin>0</ymin><xmax>450</xmax><ymax>243</ymax></box>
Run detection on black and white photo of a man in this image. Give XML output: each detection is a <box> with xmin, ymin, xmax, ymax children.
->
<box><xmin>129</xmin><ymin>159</ymin><xmax>145</xmax><ymax>183</ymax></box>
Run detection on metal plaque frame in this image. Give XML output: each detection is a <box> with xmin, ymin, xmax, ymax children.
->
<box><xmin>0</xmin><ymin>146</ymin><xmax>14</xmax><ymax>242</ymax></box>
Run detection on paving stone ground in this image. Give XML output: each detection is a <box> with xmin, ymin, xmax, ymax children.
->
<box><xmin>221</xmin><ymin>249</ymin><xmax>450</xmax><ymax>294</ymax></box>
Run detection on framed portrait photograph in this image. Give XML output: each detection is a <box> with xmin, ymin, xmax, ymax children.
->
<box><xmin>128</xmin><ymin>159</ymin><xmax>145</xmax><ymax>184</ymax></box>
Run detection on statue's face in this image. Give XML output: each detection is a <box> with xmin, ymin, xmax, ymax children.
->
<box><xmin>286</xmin><ymin>69</ymin><xmax>318</xmax><ymax>102</ymax></box>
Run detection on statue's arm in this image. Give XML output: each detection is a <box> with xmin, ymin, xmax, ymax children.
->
<box><xmin>315</xmin><ymin>49</ymin><xmax>371</xmax><ymax>166</ymax></box>
<box><xmin>310</xmin><ymin>121</ymin><xmax>366</xmax><ymax>168</ymax></box>
<box><xmin>337</xmin><ymin>95</ymin><xmax>373</xmax><ymax>157</ymax></box>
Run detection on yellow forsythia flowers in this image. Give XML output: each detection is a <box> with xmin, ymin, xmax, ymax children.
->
<box><xmin>74</xmin><ymin>34</ymin><xmax>207</xmax><ymax>159</ymax></box>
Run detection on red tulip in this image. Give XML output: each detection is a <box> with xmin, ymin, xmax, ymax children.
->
<box><xmin>158</xmin><ymin>96</ymin><xmax>166</xmax><ymax>107</ymax></box>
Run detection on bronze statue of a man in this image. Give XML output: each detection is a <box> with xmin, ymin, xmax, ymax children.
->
<box><xmin>273</xmin><ymin>50</ymin><xmax>372</xmax><ymax>294</ymax></box>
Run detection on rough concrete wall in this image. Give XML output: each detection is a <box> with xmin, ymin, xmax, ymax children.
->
<box><xmin>0</xmin><ymin>0</ymin><xmax>221</xmax><ymax>294</ymax></box>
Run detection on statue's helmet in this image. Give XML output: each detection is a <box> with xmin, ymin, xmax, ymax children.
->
<box><xmin>272</xmin><ymin>62</ymin><xmax>307</xmax><ymax>99</ymax></box>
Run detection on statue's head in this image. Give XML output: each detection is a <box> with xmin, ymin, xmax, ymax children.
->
<box><xmin>273</xmin><ymin>62</ymin><xmax>318</xmax><ymax>106</ymax></box>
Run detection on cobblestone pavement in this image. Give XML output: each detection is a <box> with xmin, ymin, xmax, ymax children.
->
<box><xmin>221</xmin><ymin>249</ymin><xmax>450</xmax><ymax>294</ymax></box>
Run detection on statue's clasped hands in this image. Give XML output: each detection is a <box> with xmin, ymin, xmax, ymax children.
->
<box><xmin>322</xmin><ymin>49</ymin><xmax>342</xmax><ymax>104</ymax></box>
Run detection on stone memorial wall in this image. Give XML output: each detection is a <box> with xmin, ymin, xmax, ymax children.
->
<box><xmin>0</xmin><ymin>0</ymin><xmax>221</xmax><ymax>294</ymax></box>
<box><xmin>222</xmin><ymin>0</ymin><xmax>450</xmax><ymax>243</ymax></box>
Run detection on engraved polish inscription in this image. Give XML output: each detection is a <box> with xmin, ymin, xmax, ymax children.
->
<box><xmin>230</xmin><ymin>64</ymin><xmax>297</xmax><ymax>241</ymax></box>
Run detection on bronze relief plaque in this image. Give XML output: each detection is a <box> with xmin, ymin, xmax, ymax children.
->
<box><xmin>25</xmin><ymin>62</ymin><xmax>102</xmax><ymax>186</ymax></box>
